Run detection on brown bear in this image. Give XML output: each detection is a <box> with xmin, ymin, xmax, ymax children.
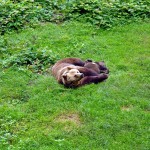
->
<box><xmin>84</xmin><ymin>60</ymin><xmax>109</xmax><ymax>74</ymax></box>
<box><xmin>52</xmin><ymin>57</ymin><xmax>108</xmax><ymax>88</ymax></box>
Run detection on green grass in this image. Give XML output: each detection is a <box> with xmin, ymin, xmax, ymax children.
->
<box><xmin>0</xmin><ymin>21</ymin><xmax>150</xmax><ymax>150</ymax></box>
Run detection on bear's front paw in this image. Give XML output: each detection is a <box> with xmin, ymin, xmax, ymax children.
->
<box><xmin>96</xmin><ymin>74</ymin><xmax>108</xmax><ymax>83</ymax></box>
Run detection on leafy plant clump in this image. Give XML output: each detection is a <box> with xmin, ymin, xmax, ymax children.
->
<box><xmin>65</xmin><ymin>0</ymin><xmax>150</xmax><ymax>28</ymax></box>
<box><xmin>0</xmin><ymin>0</ymin><xmax>150</xmax><ymax>34</ymax></box>
<box><xmin>0</xmin><ymin>0</ymin><xmax>38</xmax><ymax>34</ymax></box>
<box><xmin>2</xmin><ymin>48</ymin><xmax>58</xmax><ymax>73</ymax></box>
<box><xmin>0</xmin><ymin>0</ymin><xmax>65</xmax><ymax>35</ymax></box>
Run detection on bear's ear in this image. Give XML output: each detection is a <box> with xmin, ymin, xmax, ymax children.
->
<box><xmin>67</xmin><ymin>67</ymin><xmax>72</xmax><ymax>70</ymax></box>
<box><xmin>85</xmin><ymin>59</ymin><xmax>93</xmax><ymax>63</ymax></box>
<box><xmin>62</xmin><ymin>74</ymin><xmax>67</xmax><ymax>79</ymax></box>
<box><xmin>62</xmin><ymin>74</ymin><xmax>67</xmax><ymax>84</ymax></box>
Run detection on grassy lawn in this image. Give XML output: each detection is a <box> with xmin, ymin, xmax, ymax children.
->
<box><xmin>0</xmin><ymin>21</ymin><xmax>150</xmax><ymax>150</ymax></box>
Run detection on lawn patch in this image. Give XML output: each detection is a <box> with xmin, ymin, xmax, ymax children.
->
<box><xmin>0</xmin><ymin>21</ymin><xmax>149</xmax><ymax>149</ymax></box>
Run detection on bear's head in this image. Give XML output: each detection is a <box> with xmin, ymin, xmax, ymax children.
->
<box><xmin>84</xmin><ymin>60</ymin><xmax>109</xmax><ymax>74</ymax></box>
<box><xmin>97</xmin><ymin>61</ymin><xmax>109</xmax><ymax>74</ymax></box>
<box><xmin>61</xmin><ymin>67</ymin><xmax>84</xmax><ymax>85</ymax></box>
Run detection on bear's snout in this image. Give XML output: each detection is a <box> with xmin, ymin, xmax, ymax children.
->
<box><xmin>81</xmin><ymin>73</ymin><xmax>84</xmax><ymax>78</ymax></box>
<box><xmin>75</xmin><ymin>73</ymin><xmax>84</xmax><ymax>78</ymax></box>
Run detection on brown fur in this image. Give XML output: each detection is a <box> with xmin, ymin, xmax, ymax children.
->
<box><xmin>84</xmin><ymin>60</ymin><xmax>109</xmax><ymax>74</ymax></box>
<box><xmin>52</xmin><ymin>58</ymin><xmax>108</xmax><ymax>88</ymax></box>
<box><xmin>52</xmin><ymin>58</ymin><xmax>85</xmax><ymax>85</ymax></box>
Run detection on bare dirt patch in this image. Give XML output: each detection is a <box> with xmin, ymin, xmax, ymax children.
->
<box><xmin>121</xmin><ymin>106</ymin><xmax>133</xmax><ymax>111</ymax></box>
<box><xmin>56</xmin><ymin>113</ymin><xmax>81</xmax><ymax>125</ymax></box>
<box><xmin>143</xmin><ymin>110</ymin><xmax>150</xmax><ymax>113</ymax></box>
